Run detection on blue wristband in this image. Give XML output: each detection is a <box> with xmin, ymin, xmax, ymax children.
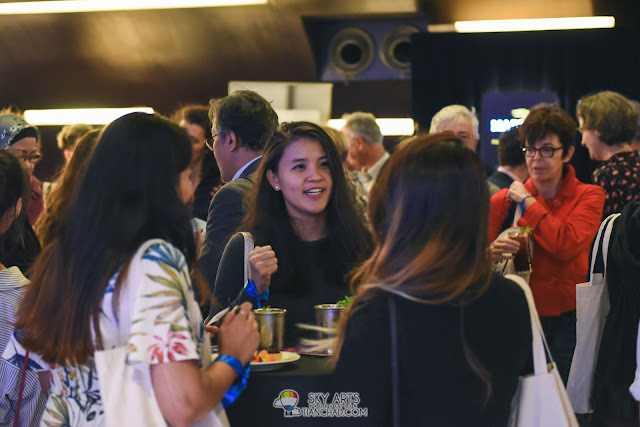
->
<box><xmin>244</xmin><ymin>280</ymin><xmax>269</xmax><ymax>309</ymax></box>
<box><xmin>521</xmin><ymin>196</ymin><xmax>532</xmax><ymax>212</ymax></box>
<box><xmin>215</xmin><ymin>354</ymin><xmax>250</xmax><ymax>407</ymax></box>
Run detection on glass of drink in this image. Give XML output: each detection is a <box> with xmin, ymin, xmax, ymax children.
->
<box><xmin>507</xmin><ymin>230</ymin><xmax>532</xmax><ymax>274</ymax></box>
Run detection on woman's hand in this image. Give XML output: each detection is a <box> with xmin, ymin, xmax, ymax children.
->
<box><xmin>507</xmin><ymin>181</ymin><xmax>532</xmax><ymax>203</ymax></box>
<box><xmin>489</xmin><ymin>237</ymin><xmax>521</xmax><ymax>262</ymax></box>
<box><xmin>204</xmin><ymin>325</ymin><xmax>219</xmax><ymax>339</ymax></box>
<box><xmin>217</xmin><ymin>302</ymin><xmax>259</xmax><ymax>366</ymax></box>
<box><xmin>249</xmin><ymin>245</ymin><xmax>278</xmax><ymax>295</ymax></box>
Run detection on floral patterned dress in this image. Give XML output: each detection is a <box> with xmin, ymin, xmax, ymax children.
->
<box><xmin>593</xmin><ymin>150</ymin><xmax>640</xmax><ymax>218</ymax></box>
<box><xmin>40</xmin><ymin>241</ymin><xmax>219</xmax><ymax>426</ymax></box>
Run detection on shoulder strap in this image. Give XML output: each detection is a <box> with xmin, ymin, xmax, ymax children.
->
<box><xmin>388</xmin><ymin>295</ymin><xmax>400</xmax><ymax>427</ymax></box>
<box><xmin>239</xmin><ymin>232</ymin><xmax>254</xmax><ymax>285</ymax></box>
<box><xmin>601</xmin><ymin>213</ymin><xmax>620</xmax><ymax>278</ymax></box>
<box><xmin>505</xmin><ymin>274</ymin><xmax>549</xmax><ymax>375</ymax></box>
<box><xmin>12</xmin><ymin>350</ymin><xmax>29</xmax><ymax>427</ymax></box>
<box><xmin>588</xmin><ymin>213</ymin><xmax>621</xmax><ymax>279</ymax></box>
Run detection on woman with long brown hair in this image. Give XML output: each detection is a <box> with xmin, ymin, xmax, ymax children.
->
<box><xmin>35</xmin><ymin>129</ymin><xmax>100</xmax><ymax>247</ymax></box>
<box><xmin>331</xmin><ymin>133</ymin><xmax>532</xmax><ymax>426</ymax></box>
<box><xmin>16</xmin><ymin>113</ymin><xmax>258</xmax><ymax>426</ymax></box>
<box><xmin>211</xmin><ymin>121</ymin><xmax>373</xmax><ymax>344</ymax></box>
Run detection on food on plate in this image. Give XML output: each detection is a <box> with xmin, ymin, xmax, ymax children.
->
<box><xmin>251</xmin><ymin>349</ymin><xmax>282</xmax><ymax>363</ymax></box>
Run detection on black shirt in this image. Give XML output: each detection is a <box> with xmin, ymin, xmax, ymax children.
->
<box><xmin>213</xmin><ymin>233</ymin><xmax>354</xmax><ymax>345</ymax></box>
<box><xmin>330</xmin><ymin>274</ymin><xmax>532</xmax><ymax>427</ymax></box>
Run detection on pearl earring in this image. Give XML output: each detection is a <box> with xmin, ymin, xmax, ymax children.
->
<box><xmin>275</xmin><ymin>185</ymin><xmax>279</xmax><ymax>190</ymax></box>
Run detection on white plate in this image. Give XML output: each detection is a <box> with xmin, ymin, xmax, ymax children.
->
<box><xmin>212</xmin><ymin>351</ymin><xmax>301</xmax><ymax>372</ymax></box>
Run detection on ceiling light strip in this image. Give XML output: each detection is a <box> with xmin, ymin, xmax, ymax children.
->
<box><xmin>328</xmin><ymin>118</ymin><xmax>415</xmax><ymax>136</ymax></box>
<box><xmin>454</xmin><ymin>16</ymin><xmax>615</xmax><ymax>33</ymax></box>
<box><xmin>0</xmin><ymin>0</ymin><xmax>266</xmax><ymax>15</ymax></box>
<box><xmin>24</xmin><ymin>107</ymin><xmax>155</xmax><ymax>125</ymax></box>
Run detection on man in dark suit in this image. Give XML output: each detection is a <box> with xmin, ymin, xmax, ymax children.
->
<box><xmin>488</xmin><ymin>127</ymin><xmax>529</xmax><ymax>189</ymax></box>
<box><xmin>198</xmin><ymin>90</ymin><xmax>279</xmax><ymax>311</ymax></box>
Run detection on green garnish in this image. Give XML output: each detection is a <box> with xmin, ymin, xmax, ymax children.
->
<box><xmin>254</xmin><ymin>305</ymin><xmax>271</xmax><ymax>313</ymax></box>
<box><xmin>519</xmin><ymin>226</ymin><xmax>534</xmax><ymax>235</ymax></box>
<box><xmin>337</xmin><ymin>296</ymin><xmax>354</xmax><ymax>308</ymax></box>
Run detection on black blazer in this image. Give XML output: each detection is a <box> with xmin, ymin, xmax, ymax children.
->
<box><xmin>198</xmin><ymin>158</ymin><xmax>260</xmax><ymax>295</ymax></box>
<box><xmin>488</xmin><ymin>170</ymin><xmax>515</xmax><ymax>190</ymax></box>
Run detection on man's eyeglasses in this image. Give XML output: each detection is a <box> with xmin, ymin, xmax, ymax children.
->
<box><xmin>7</xmin><ymin>148</ymin><xmax>42</xmax><ymax>164</ymax></box>
<box><xmin>523</xmin><ymin>146</ymin><xmax>563</xmax><ymax>158</ymax></box>
<box><xmin>205</xmin><ymin>133</ymin><xmax>218</xmax><ymax>151</ymax></box>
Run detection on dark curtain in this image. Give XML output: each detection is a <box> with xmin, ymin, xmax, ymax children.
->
<box><xmin>410</xmin><ymin>28</ymin><xmax>640</xmax><ymax>183</ymax></box>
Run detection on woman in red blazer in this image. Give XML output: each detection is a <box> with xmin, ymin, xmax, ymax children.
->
<box><xmin>489</xmin><ymin>104</ymin><xmax>605</xmax><ymax>384</ymax></box>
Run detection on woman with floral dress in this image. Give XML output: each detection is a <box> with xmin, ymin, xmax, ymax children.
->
<box><xmin>577</xmin><ymin>90</ymin><xmax>640</xmax><ymax>217</ymax></box>
<box><xmin>15</xmin><ymin>113</ymin><xmax>259</xmax><ymax>426</ymax></box>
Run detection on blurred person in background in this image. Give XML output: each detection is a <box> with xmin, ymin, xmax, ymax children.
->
<box><xmin>43</xmin><ymin>123</ymin><xmax>97</xmax><ymax>204</ymax></box>
<box><xmin>488</xmin><ymin>126</ymin><xmax>529</xmax><ymax>189</ymax></box>
<box><xmin>56</xmin><ymin>123</ymin><xmax>95</xmax><ymax>165</ymax></box>
<box><xmin>198</xmin><ymin>91</ymin><xmax>279</xmax><ymax>306</ymax></box>
<box><xmin>331</xmin><ymin>133</ymin><xmax>532</xmax><ymax>426</ymax></box>
<box><xmin>0</xmin><ymin>150</ymin><xmax>49</xmax><ymax>426</ymax></box>
<box><xmin>16</xmin><ymin>113</ymin><xmax>258</xmax><ymax>426</ymax></box>
<box><xmin>36</xmin><ymin>129</ymin><xmax>100</xmax><ymax>248</ymax></box>
<box><xmin>212</xmin><ymin>122</ymin><xmax>373</xmax><ymax>343</ymax></box>
<box><xmin>323</xmin><ymin>125</ymin><xmax>368</xmax><ymax>213</ymax></box>
<box><xmin>0</xmin><ymin>114</ymin><xmax>42</xmax><ymax>273</ymax></box>
<box><xmin>489</xmin><ymin>104</ymin><xmax>604</xmax><ymax>383</ymax></box>
<box><xmin>341</xmin><ymin>112</ymin><xmax>389</xmax><ymax>198</ymax></box>
<box><xmin>577</xmin><ymin>91</ymin><xmax>640</xmax><ymax>218</ymax></box>
<box><xmin>173</xmin><ymin>104</ymin><xmax>222</xmax><ymax>222</ymax></box>
<box><xmin>629</xmin><ymin>100</ymin><xmax>640</xmax><ymax>152</ymax></box>
<box><xmin>430</xmin><ymin>104</ymin><xmax>501</xmax><ymax>195</ymax></box>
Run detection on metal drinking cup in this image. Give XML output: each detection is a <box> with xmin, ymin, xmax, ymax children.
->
<box><xmin>314</xmin><ymin>304</ymin><xmax>345</xmax><ymax>339</ymax></box>
<box><xmin>253</xmin><ymin>308</ymin><xmax>286</xmax><ymax>353</ymax></box>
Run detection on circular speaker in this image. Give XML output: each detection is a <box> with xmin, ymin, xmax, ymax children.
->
<box><xmin>329</xmin><ymin>27</ymin><xmax>375</xmax><ymax>78</ymax></box>
<box><xmin>380</xmin><ymin>25</ymin><xmax>421</xmax><ymax>74</ymax></box>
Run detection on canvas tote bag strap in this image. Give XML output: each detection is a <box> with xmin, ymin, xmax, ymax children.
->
<box><xmin>588</xmin><ymin>213</ymin><xmax>619</xmax><ymax>279</ymax></box>
<box><xmin>506</xmin><ymin>274</ymin><xmax>549</xmax><ymax>375</ymax></box>
<box><xmin>239</xmin><ymin>232</ymin><xmax>255</xmax><ymax>285</ymax></box>
<box><xmin>388</xmin><ymin>295</ymin><xmax>400</xmax><ymax>427</ymax></box>
<box><xmin>600</xmin><ymin>213</ymin><xmax>620</xmax><ymax>278</ymax></box>
<box><xmin>512</xmin><ymin>202</ymin><xmax>523</xmax><ymax>228</ymax></box>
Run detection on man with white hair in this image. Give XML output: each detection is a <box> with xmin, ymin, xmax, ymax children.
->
<box><xmin>430</xmin><ymin>104</ymin><xmax>500</xmax><ymax>195</ymax></box>
<box><xmin>341</xmin><ymin>112</ymin><xmax>389</xmax><ymax>196</ymax></box>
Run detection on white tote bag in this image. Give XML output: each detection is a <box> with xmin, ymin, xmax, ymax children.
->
<box><xmin>95</xmin><ymin>239</ymin><xmax>229</xmax><ymax>427</ymax></box>
<box><xmin>507</xmin><ymin>274</ymin><xmax>579</xmax><ymax>427</ymax></box>
<box><xmin>566</xmin><ymin>213</ymin><xmax>621</xmax><ymax>413</ymax></box>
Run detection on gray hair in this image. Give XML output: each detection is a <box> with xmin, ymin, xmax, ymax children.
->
<box><xmin>429</xmin><ymin>105</ymin><xmax>479</xmax><ymax>140</ymax></box>
<box><xmin>343</xmin><ymin>112</ymin><xmax>383</xmax><ymax>144</ymax></box>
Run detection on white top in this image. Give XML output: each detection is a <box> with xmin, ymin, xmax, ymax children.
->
<box><xmin>231</xmin><ymin>156</ymin><xmax>262</xmax><ymax>182</ymax></box>
<box><xmin>497</xmin><ymin>166</ymin><xmax>522</xmax><ymax>183</ymax></box>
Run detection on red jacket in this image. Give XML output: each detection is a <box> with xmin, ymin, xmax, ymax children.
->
<box><xmin>489</xmin><ymin>166</ymin><xmax>605</xmax><ymax>316</ymax></box>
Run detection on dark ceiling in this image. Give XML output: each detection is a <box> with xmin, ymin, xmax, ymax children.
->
<box><xmin>4</xmin><ymin>0</ymin><xmax>635</xmax><ymax>116</ymax></box>
<box><xmin>3</xmin><ymin>0</ymin><xmax>638</xmax><ymax>180</ymax></box>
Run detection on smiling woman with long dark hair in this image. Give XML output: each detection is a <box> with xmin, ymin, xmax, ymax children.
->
<box><xmin>330</xmin><ymin>133</ymin><xmax>532</xmax><ymax>426</ymax></box>
<box><xmin>16</xmin><ymin>113</ymin><xmax>258</xmax><ymax>426</ymax></box>
<box><xmin>211</xmin><ymin>121</ymin><xmax>373</xmax><ymax>343</ymax></box>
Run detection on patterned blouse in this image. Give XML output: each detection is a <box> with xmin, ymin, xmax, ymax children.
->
<box><xmin>40</xmin><ymin>241</ymin><xmax>218</xmax><ymax>426</ymax></box>
<box><xmin>593</xmin><ymin>150</ymin><xmax>640</xmax><ymax>218</ymax></box>
<box><xmin>0</xmin><ymin>267</ymin><xmax>49</xmax><ymax>427</ymax></box>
